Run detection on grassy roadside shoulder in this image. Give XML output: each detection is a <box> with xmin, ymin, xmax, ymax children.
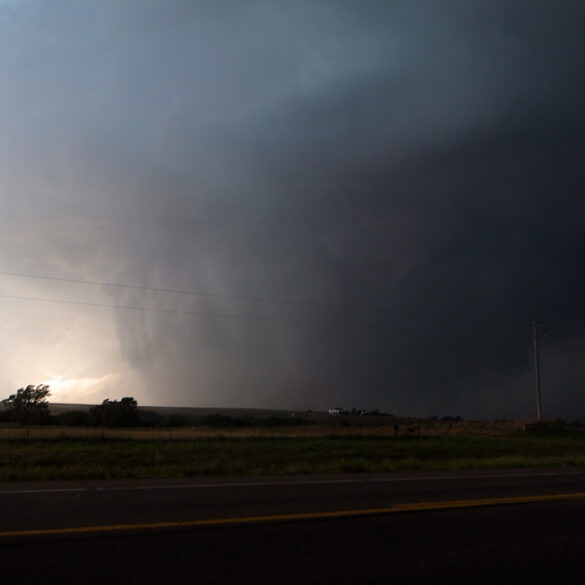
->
<box><xmin>2</xmin><ymin>429</ymin><xmax>585</xmax><ymax>481</ymax></box>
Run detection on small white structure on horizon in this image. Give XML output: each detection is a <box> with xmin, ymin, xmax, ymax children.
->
<box><xmin>328</xmin><ymin>407</ymin><xmax>344</xmax><ymax>416</ymax></box>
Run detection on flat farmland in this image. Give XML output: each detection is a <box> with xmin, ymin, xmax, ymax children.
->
<box><xmin>1</xmin><ymin>422</ymin><xmax>585</xmax><ymax>481</ymax></box>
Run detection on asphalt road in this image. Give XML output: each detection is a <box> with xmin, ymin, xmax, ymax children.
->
<box><xmin>2</xmin><ymin>469</ymin><xmax>585</xmax><ymax>584</ymax></box>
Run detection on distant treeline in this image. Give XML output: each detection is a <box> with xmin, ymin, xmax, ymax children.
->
<box><xmin>0</xmin><ymin>396</ymin><xmax>311</xmax><ymax>429</ymax></box>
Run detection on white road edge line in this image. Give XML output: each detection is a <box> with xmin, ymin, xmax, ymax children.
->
<box><xmin>0</xmin><ymin>488</ymin><xmax>87</xmax><ymax>495</ymax></box>
<box><xmin>2</xmin><ymin>470</ymin><xmax>585</xmax><ymax>495</ymax></box>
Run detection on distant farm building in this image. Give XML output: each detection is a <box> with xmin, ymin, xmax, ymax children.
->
<box><xmin>328</xmin><ymin>407</ymin><xmax>345</xmax><ymax>416</ymax></box>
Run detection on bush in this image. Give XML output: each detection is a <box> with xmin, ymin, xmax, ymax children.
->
<box><xmin>204</xmin><ymin>414</ymin><xmax>249</xmax><ymax>427</ymax></box>
<box><xmin>53</xmin><ymin>410</ymin><xmax>90</xmax><ymax>427</ymax></box>
<box><xmin>0</xmin><ymin>407</ymin><xmax>15</xmax><ymax>422</ymax></box>
<box><xmin>89</xmin><ymin>397</ymin><xmax>140</xmax><ymax>427</ymax></box>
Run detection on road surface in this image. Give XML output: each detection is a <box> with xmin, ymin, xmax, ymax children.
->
<box><xmin>2</xmin><ymin>468</ymin><xmax>585</xmax><ymax>584</ymax></box>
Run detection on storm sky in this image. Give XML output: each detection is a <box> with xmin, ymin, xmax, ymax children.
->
<box><xmin>1</xmin><ymin>1</ymin><xmax>584</xmax><ymax>419</ymax></box>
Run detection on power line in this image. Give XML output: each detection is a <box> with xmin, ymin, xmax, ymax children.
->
<box><xmin>0</xmin><ymin>268</ymin><xmax>530</xmax><ymax>322</ymax></box>
<box><xmin>534</xmin><ymin>321</ymin><xmax>585</xmax><ymax>327</ymax></box>
<box><xmin>0</xmin><ymin>291</ymin><xmax>529</xmax><ymax>337</ymax></box>
<box><xmin>0</xmin><ymin>291</ymin><xmax>421</xmax><ymax>331</ymax></box>
<box><xmin>539</xmin><ymin>336</ymin><xmax>585</xmax><ymax>343</ymax></box>
<box><xmin>0</xmin><ymin>269</ymin><xmax>380</xmax><ymax>312</ymax></box>
<box><xmin>0</xmin><ymin>292</ymin><xmax>358</xmax><ymax>328</ymax></box>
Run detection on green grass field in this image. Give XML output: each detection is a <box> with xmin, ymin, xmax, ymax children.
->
<box><xmin>1</xmin><ymin>426</ymin><xmax>585</xmax><ymax>481</ymax></box>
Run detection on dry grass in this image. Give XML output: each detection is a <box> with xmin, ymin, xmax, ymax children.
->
<box><xmin>2</xmin><ymin>429</ymin><xmax>585</xmax><ymax>481</ymax></box>
<box><xmin>0</xmin><ymin>418</ymin><xmax>529</xmax><ymax>441</ymax></box>
<box><xmin>418</xmin><ymin>419</ymin><xmax>528</xmax><ymax>437</ymax></box>
<box><xmin>1</xmin><ymin>418</ymin><xmax>584</xmax><ymax>481</ymax></box>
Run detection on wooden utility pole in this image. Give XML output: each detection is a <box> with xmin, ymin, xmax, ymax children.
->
<box><xmin>532</xmin><ymin>321</ymin><xmax>542</xmax><ymax>421</ymax></box>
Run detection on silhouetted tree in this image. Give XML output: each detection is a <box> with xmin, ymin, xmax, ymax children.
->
<box><xmin>2</xmin><ymin>384</ymin><xmax>51</xmax><ymax>436</ymax></box>
<box><xmin>89</xmin><ymin>397</ymin><xmax>139</xmax><ymax>428</ymax></box>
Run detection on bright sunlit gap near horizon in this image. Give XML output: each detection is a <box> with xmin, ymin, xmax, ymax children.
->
<box><xmin>42</xmin><ymin>373</ymin><xmax>119</xmax><ymax>404</ymax></box>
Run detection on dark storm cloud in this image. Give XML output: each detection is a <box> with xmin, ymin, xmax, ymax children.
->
<box><xmin>2</xmin><ymin>1</ymin><xmax>584</xmax><ymax>416</ymax></box>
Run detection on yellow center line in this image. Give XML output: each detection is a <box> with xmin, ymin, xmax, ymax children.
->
<box><xmin>3</xmin><ymin>491</ymin><xmax>585</xmax><ymax>538</ymax></box>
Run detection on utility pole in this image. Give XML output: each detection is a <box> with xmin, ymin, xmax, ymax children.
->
<box><xmin>532</xmin><ymin>321</ymin><xmax>542</xmax><ymax>421</ymax></box>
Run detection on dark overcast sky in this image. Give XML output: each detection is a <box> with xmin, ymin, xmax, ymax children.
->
<box><xmin>1</xmin><ymin>1</ymin><xmax>584</xmax><ymax>419</ymax></box>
